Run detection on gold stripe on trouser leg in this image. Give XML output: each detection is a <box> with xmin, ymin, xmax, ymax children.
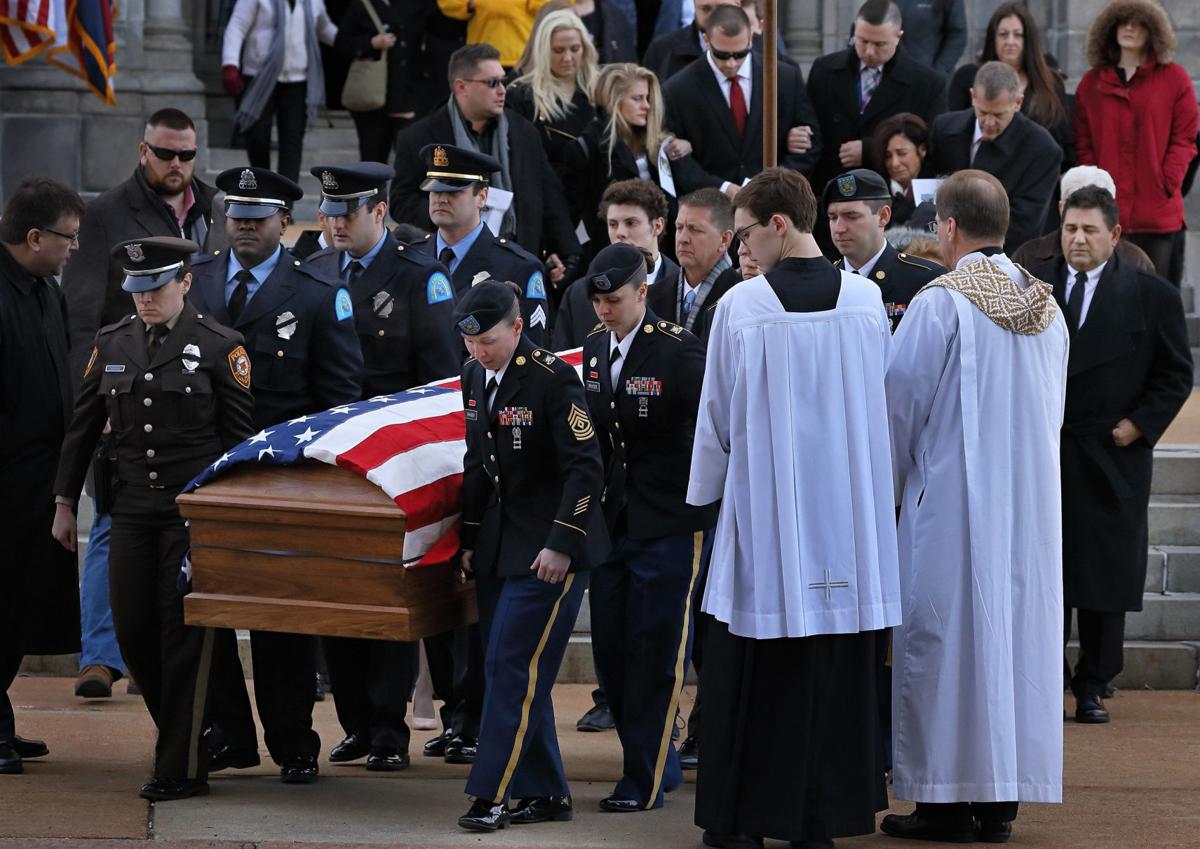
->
<box><xmin>646</xmin><ymin>531</ymin><xmax>704</xmax><ymax>808</ymax></box>
<box><xmin>493</xmin><ymin>574</ymin><xmax>576</xmax><ymax>803</ymax></box>
<box><xmin>186</xmin><ymin>626</ymin><xmax>216</xmax><ymax>780</ymax></box>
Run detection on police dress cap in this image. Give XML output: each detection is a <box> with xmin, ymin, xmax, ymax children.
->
<box><xmin>453</xmin><ymin>279</ymin><xmax>519</xmax><ymax>336</ymax></box>
<box><xmin>419</xmin><ymin>144</ymin><xmax>501</xmax><ymax>192</ymax></box>
<box><xmin>311</xmin><ymin>162</ymin><xmax>395</xmax><ymax>216</ymax></box>
<box><xmin>822</xmin><ymin>168</ymin><xmax>893</xmax><ymax>208</ymax></box>
<box><xmin>585</xmin><ymin>242</ymin><xmax>647</xmax><ymax>298</ymax></box>
<box><xmin>217</xmin><ymin>167</ymin><xmax>303</xmax><ymax>219</ymax></box>
<box><xmin>114</xmin><ymin>237</ymin><xmax>199</xmax><ymax>293</ymax></box>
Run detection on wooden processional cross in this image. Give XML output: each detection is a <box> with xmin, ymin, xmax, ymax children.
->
<box><xmin>762</xmin><ymin>0</ymin><xmax>779</xmax><ymax>168</ymax></box>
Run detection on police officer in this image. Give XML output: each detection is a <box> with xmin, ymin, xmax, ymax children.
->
<box><xmin>823</xmin><ymin>168</ymin><xmax>945</xmax><ymax>332</ymax></box>
<box><xmin>454</xmin><ymin>281</ymin><xmax>607</xmax><ymax>831</ymax></box>
<box><xmin>578</xmin><ymin>243</ymin><xmax>716</xmax><ymax>812</ymax></box>
<box><xmin>304</xmin><ymin>161</ymin><xmax>461</xmax><ymax>397</ymax></box>
<box><xmin>187</xmin><ymin>166</ymin><xmax>364</xmax><ymax>785</ymax></box>
<box><xmin>51</xmin><ymin>237</ymin><xmax>255</xmax><ymax>800</ymax></box>
<box><xmin>302</xmin><ymin>161</ymin><xmax>461</xmax><ymax>771</ymax></box>
<box><xmin>411</xmin><ymin>144</ymin><xmax>551</xmax><ymax>347</ymax></box>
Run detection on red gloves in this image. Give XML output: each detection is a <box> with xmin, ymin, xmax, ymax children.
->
<box><xmin>222</xmin><ymin>65</ymin><xmax>244</xmax><ymax>98</ymax></box>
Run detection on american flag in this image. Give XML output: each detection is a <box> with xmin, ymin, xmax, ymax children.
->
<box><xmin>186</xmin><ymin>349</ymin><xmax>585</xmax><ymax>568</ymax></box>
<box><xmin>1</xmin><ymin>0</ymin><xmax>116</xmax><ymax>103</ymax></box>
<box><xmin>0</xmin><ymin>0</ymin><xmax>57</xmax><ymax>64</ymax></box>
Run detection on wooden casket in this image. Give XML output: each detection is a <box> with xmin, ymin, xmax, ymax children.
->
<box><xmin>178</xmin><ymin>460</ymin><xmax>475</xmax><ymax>641</ymax></box>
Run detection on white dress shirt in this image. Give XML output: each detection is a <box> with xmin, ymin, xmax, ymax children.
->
<box><xmin>485</xmin><ymin>359</ymin><xmax>512</xmax><ymax>412</ymax></box>
<box><xmin>1065</xmin><ymin>260</ymin><xmax>1106</xmax><ymax>328</ymax></box>
<box><xmin>706</xmin><ymin>50</ymin><xmax>753</xmax><ymax>196</ymax></box>
<box><xmin>970</xmin><ymin>120</ymin><xmax>985</xmax><ymax>165</ymax></box>
<box><xmin>845</xmin><ymin>242</ymin><xmax>888</xmax><ymax>280</ymax></box>
<box><xmin>608</xmin><ymin>312</ymin><xmax>644</xmax><ymax>387</ymax></box>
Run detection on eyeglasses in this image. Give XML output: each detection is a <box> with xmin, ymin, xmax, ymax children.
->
<box><xmin>734</xmin><ymin>220</ymin><xmax>763</xmax><ymax>242</ymax></box>
<box><xmin>40</xmin><ymin>226</ymin><xmax>80</xmax><ymax>245</ymax></box>
<box><xmin>463</xmin><ymin>77</ymin><xmax>505</xmax><ymax>89</ymax></box>
<box><xmin>711</xmin><ymin>47</ymin><xmax>752</xmax><ymax>62</ymax></box>
<box><xmin>146</xmin><ymin>144</ymin><xmax>198</xmax><ymax>162</ymax></box>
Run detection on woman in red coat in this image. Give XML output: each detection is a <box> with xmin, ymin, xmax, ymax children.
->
<box><xmin>1075</xmin><ymin>0</ymin><xmax>1198</xmax><ymax>285</ymax></box>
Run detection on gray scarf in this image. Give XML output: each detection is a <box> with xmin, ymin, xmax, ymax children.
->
<box><xmin>235</xmin><ymin>0</ymin><xmax>325</xmax><ymax>131</ymax></box>
<box><xmin>448</xmin><ymin>97</ymin><xmax>515</xmax><ymax>237</ymax></box>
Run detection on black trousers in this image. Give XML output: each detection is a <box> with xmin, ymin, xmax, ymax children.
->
<box><xmin>0</xmin><ymin>650</ymin><xmax>22</xmax><ymax>742</ymax></box>
<box><xmin>1125</xmin><ymin>230</ymin><xmax>1186</xmax><ymax>287</ymax></box>
<box><xmin>685</xmin><ymin>546</ymin><xmax>714</xmax><ymax>740</ymax></box>
<box><xmin>108</xmin><ymin>494</ymin><xmax>215</xmax><ymax>781</ymax></box>
<box><xmin>207</xmin><ymin>628</ymin><xmax>321</xmax><ymax>764</ymax></box>
<box><xmin>349</xmin><ymin>110</ymin><xmax>408</xmax><ymax>165</ymax></box>
<box><xmin>424</xmin><ymin>623</ymin><xmax>483</xmax><ymax>738</ymax></box>
<box><xmin>1065</xmin><ymin>607</ymin><xmax>1125</xmax><ymax>698</ymax></box>
<box><xmin>916</xmin><ymin>801</ymin><xmax>1019</xmax><ymax>825</ymax></box>
<box><xmin>323</xmin><ymin>636</ymin><xmax>417</xmax><ymax>754</ymax></box>
<box><xmin>240</xmin><ymin>78</ymin><xmax>307</xmax><ymax>184</ymax></box>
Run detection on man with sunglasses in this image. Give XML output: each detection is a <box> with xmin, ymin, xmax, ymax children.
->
<box><xmin>61</xmin><ymin>108</ymin><xmax>227</xmax><ymax>703</ymax></box>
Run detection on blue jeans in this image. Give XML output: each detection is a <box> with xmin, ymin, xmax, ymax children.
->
<box><xmin>79</xmin><ymin>507</ymin><xmax>125</xmax><ymax>672</ymax></box>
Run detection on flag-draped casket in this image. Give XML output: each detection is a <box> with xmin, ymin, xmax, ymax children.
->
<box><xmin>178</xmin><ymin>352</ymin><xmax>584</xmax><ymax>640</ymax></box>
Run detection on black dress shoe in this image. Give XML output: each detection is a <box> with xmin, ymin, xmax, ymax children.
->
<box><xmin>423</xmin><ymin>729</ymin><xmax>454</xmax><ymax>757</ymax></box>
<box><xmin>0</xmin><ymin>742</ymin><xmax>23</xmax><ymax>775</ymax></box>
<box><xmin>1075</xmin><ymin>694</ymin><xmax>1110</xmax><ymax>723</ymax></box>
<box><xmin>576</xmin><ymin>702</ymin><xmax>615</xmax><ymax>731</ymax></box>
<box><xmin>790</xmin><ymin>841</ymin><xmax>834</xmax><ymax>849</ymax></box>
<box><xmin>365</xmin><ymin>752</ymin><xmax>410</xmax><ymax>771</ymax></box>
<box><xmin>510</xmin><ymin>795</ymin><xmax>573</xmax><ymax>823</ymax></box>
<box><xmin>678</xmin><ymin>735</ymin><xmax>699</xmax><ymax>770</ymax></box>
<box><xmin>329</xmin><ymin>733</ymin><xmax>369</xmax><ymax>762</ymax></box>
<box><xmin>599</xmin><ymin>794</ymin><xmax>644</xmax><ymax>813</ymax></box>
<box><xmin>880</xmin><ymin>812</ymin><xmax>976</xmax><ymax>843</ymax></box>
<box><xmin>978</xmin><ymin>821</ymin><xmax>1013</xmax><ymax>843</ymax></box>
<box><xmin>458</xmin><ymin>798</ymin><xmax>510</xmax><ymax>831</ymax></box>
<box><xmin>702</xmin><ymin>831</ymin><xmax>763</xmax><ymax>849</ymax></box>
<box><xmin>10</xmin><ymin>736</ymin><xmax>48</xmax><ymax>759</ymax></box>
<box><xmin>444</xmin><ymin>735</ymin><xmax>477</xmax><ymax>764</ymax></box>
<box><xmin>280</xmin><ymin>755</ymin><xmax>319</xmax><ymax>784</ymax></box>
<box><xmin>138</xmin><ymin>778</ymin><xmax>210</xmax><ymax>801</ymax></box>
<box><xmin>208</xmin><ymin>743</ymin><xmax>261</xmax><ymax>772</ymax></box>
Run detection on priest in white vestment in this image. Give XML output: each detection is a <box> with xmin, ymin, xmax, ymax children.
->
<box><xmin>686</xmin><ymin>167</ymin><xmax>901</xmax><ymax>849</ymax></box>
<box><xmin>884</xmin><ymin>170</ymin><xmax>1068</xmax><ymax>844</ymax></box>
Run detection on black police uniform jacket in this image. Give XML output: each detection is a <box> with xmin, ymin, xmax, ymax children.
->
<box><xmin>1023</xmin><ymin>251</ymin><xmax>1193</xmax><ymax>612</ymax></box>
<box><xmin>582</xmin><ymin>310</ymin><xmax>717</xmax><ymax>538</ymax></box>
<box><xmin>54</xmin><ymin>303</ymin><xmax>255</xmax><ymax>503</ymax></box>
<box><xmin>834</xmin><ymin>243</ymin><xmax>945</xmax><ymax>331</ymax></box>
<box><xmin>186</xmin><ymin>248</ymin><xmax>364</xmax><ymax>429</ymax></box>
<box><xmin>304</xmin><ymin>232</ymin><xmax>462</xmax><ymax>396</ymax></box>
<box><xmin>410</xmin><ymin>228</ymin><xmax>551</xmax><ymax>348</ymax></box>
<box><xmin>459</xmin><ymin>336</ymin><xmax>607</xmax><ymax>578</ymax></box>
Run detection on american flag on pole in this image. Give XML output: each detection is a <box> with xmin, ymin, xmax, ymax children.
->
<box><xmin>185</xmin><ymin>349</ymin><xmax>586</xmax><ymax>569</ymax></box>
<box><xmin>1</xmin><ymin>0</ymin><xmax>116</xmax><ymax>104</ymax></box>
<box><xmin>0</xmin><ymin>0</ymin><xmax>57</xmax><ymax>63</ymax></box>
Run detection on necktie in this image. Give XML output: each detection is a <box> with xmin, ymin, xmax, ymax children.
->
<box><xmin>346</xmin><ymin>260</ymin><xmax>365</xmax><ymax>287</ymax></box>
<box><xmin>609</xmin><ymin>345</ymin><xmax>623</xmax><ymax>387</ymax></box>
<box><xmin>486</xmin><ymin>376</ymin><xmax>498</xmax><ymax>414</ymax></box>
<box><xmin>682</xmin><ymin>287</ymin><xmax>697</xmax><ymax>319</ymax></box>
<box><xmin>1067</xmin><ymin>271</ymin><xmax>1087</xmax><ymax>332</ymax></box>
<box><xmin>228</xmin><ymin>269</ymin><xmax>254</xmax><ymax>323</ymax></box>
<box><xmin>860</xmin><ymin>66</ymin><xmax>882</xmax><ymax>112</ymax></box>
<box><xmin>728</xmin><ymin>76</ymin><xmax>747</xmax><ymax>136</ymax></box>
<box><xmin>147</xmin><ymin>323</ymin><xmax>168</xmax><ymax>357</ymax></box>
<box><xmin>439</xmin><ymin>246</ymin><xmax>457</xmax><ymax>272</ymax></box>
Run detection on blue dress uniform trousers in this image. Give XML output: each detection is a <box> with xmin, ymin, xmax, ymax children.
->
<box><xmin>465</xmin><ymin>572</ymin><xmax>587</xmax><ymax>803</ymax></box>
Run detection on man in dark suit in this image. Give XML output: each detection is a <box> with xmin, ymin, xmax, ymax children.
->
<box><xmin>1023</xmin><ymin>187</ymin><xmax>1192</xmax><ymax>725</ymax></box>
<box><xmin>390</xmin><ymin>43</ymin><xmax>580</xmax><ymax>287</ymax></box>
<box><xmin>806</xmin><ymin>0</ymin><xmax>947</xmax><ymax>252</ymax></box>
<box><xmin>663</xmin><ymin>6</ymin><xmax>820</xmax><ymax>196</ymax></box>
<box><xmin>643</xmin><ymin>0</ymin><xmax>791</xmax><ymax>83</ymax></box>
<box><xmin>929</xmin><ymin>61</ymin><xmax>1062</xmax><ymax>254</ymax></box>
<box><xmin>186</xmin><ymin>167</ymin><xmax>364</xmax><ymax>786</ymax></box>
<box><xmin>555</xmin><ymin>180</ymin><xmax>680</xmax><ymax>351</ymax></box>
<box><xmin>823</xmin><ymin>168</ymin><xmax>945</xmax><ymax>331</ymax></box>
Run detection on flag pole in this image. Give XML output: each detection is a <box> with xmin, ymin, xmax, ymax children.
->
<box><xmin>762</xmin><ymin>0</ymin><xmax>778</xmax><ymax>168</ymax></box>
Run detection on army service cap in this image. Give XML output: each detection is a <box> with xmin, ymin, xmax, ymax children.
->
<box><xmin>453</xmin><ymin>279</ymin><xmax>519</xmax><ymax>336</ymax></box>
<box><xmin>114</xmin><ymin>237</ymin><xmax>199</xmax><ymax>293</ymax></box>
<box><xmin>311</xmin><ymin>162</ymin><xmax>395</xmax><ymax>216</ymax></box>
<box><xmin>585</xmin><ymin>243</ymin><xmax>647</xmax><ymax>299</ymax></box>
<box><xmin>419</xmin><ymin>144</ymin><xmax>501</xmax><ymax>192</ymax></box>
<box><xmin>217</xmin><ymin>167</ymin><xmax>303</xmax><ymax>220</ymax></box>
<box><xmin>822</xmin><ymin>168</ymin><xmax>892</xmax><ymax>209</ymax></box>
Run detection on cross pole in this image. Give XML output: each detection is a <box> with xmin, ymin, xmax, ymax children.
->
<box><xmin>762</xmin><ymin>0</ymin><xmax>778</xmax><ymax>168</ymax></box>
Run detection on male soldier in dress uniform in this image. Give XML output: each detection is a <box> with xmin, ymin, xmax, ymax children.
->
<box><xmin>186</xmin><ymin>167</ymin><xmax>364</xmax><ymax>785</ymax></box>
<box><xmin>579</xmin><ymin>244</ymin><xmax>716</xmax><ymax>812</ymax></box>
<box><xmin>411</xmin><ymin>144</ymin><xmax>551</xmax><ymax>347</ymax></box>
<box><xmin>454</xmin><ymin>281</ymin><xmax>607</xmax><ymax>831</ymax></box>
<box><xmin>51</xmin><ymin>237</ymin><xmax>255</xmax><ymax>800</ymax></box>
<box><xmin>824</xmin><ymin>168</ymin><xmax>945</xmax><ymax>331</ymax></box>
<box><xmin>302</xmin><ymin>161</ymin><xmax>461</xmax><ymax>771</ymax></box>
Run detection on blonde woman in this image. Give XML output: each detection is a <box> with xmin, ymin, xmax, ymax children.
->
<box><xmin>507</xmin><ymin>8</ymin><xmax>599</xmax><ymax>178</ymax></box>
<box><xmin>564</xmin><ymin>63</ymin><xmax>705</xmax><ymax>252</ymax></box>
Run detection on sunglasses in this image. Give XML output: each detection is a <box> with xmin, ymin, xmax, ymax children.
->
<box><xmin>711</xmin><ymin>47</ymin><xmax>751</xmax><ymax>62</ymax></box>
<box><xmin>146</xmin><ymin>144</ymin><xmax>198</xmax><ymax>162</ymax></box>
<box><xmin>464</xmin><ymin>77</ymin><xmax>505</xmax><ymax>89</ymax></box>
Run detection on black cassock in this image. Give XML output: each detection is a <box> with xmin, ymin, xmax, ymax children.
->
<box><xmin>695</xmin><ymin>258</ymin><xmax>887</xmax><ymax>844</ymax></box>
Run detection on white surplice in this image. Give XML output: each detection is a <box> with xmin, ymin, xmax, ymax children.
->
<box><xmin>686</xmin><ymin>271</ymin><xmax>902</xmax><ymax>639</ymax></box>
<box><xmin>886</xmin><ymin>253</ymin><xmax>1069</xmax><ymax>804</ymax></box>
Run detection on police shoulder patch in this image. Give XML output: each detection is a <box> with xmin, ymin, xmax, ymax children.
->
<box><xmin>335</xmin><ymin>288</ymin><xmax>354</xmax><ymax>321</ymax></box>
<box><xmin>526</xmin><ymin>270</ymin><xmax>547</xmax><ymax>301</ymax></box>
<box><xmin>227</xmin><ymin>345</ymin><xmax>252</xmax><ymax>389</ymax></box>
<box><xmin>427</xmin><ymin>271</ymin><xmax>454</xmax><ymax>304</ymax></box>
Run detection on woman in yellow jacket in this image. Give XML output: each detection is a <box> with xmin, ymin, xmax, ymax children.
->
<box><xmin>438</xmin><ymin>0</ymin><xmax>551</xmax><ymax>68</ymax></box>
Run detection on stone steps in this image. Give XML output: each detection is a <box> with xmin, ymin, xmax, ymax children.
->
<box><xmin>1149</xmin><ymin>495</ymin><xmax>1200</xmax><ymax>546</ymax></box>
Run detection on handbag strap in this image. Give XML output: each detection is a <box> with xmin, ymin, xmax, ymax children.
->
<box><xmin>359</xmin><ymin>0</ymin><xmax>386</xmax><ymax>37</ymax></box>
